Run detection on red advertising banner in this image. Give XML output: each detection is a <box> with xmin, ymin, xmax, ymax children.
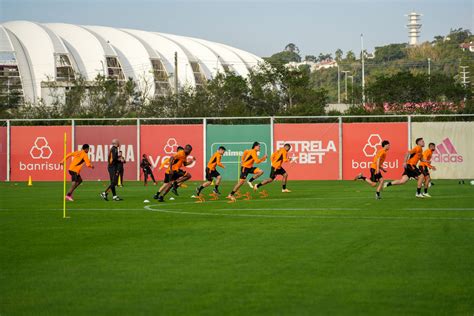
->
<box><xmin>140</xmin><ymin>125</ymin><xmax>204</xmax><ymax>181</ymax></box>
<box><xmin>75</xmin><ymin>126</ymin><xmax>137</xmax><ymax>180</ymax></box>
<box><xmin>274</xmin><ymin>123</ymin><xmax>339</xmax><ymax>180</ymax></box>
<box><xmin>342</xmin><ymin>123</ymin><xmax>408</xmax><ymax>180</ymax></box>
<box><xmin>11</xmin><ymin>126</ymin><xmax>72</xmax><ymax>181</ymax></box>
<box><xmin>0</xmin><ymin>126</ymin><xmax>6</xmax><ymax>181</ymax></box>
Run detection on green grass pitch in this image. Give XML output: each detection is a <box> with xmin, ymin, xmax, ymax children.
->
<box><xmin>1</xmin><ymin>179</ymin><xmax>473</xmax><ymax>315</ymax></box>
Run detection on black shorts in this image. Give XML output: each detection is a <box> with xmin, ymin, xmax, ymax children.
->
<box><xmin>108</xmin><ymin>166</ymin><xmax>119</xmax><ymax>185</ymax></box>
<box><xmin>369</xmin><ymin>168</ymin><xmax>383</xmax><ymax>182</ymax></box>
<box><xmin>270</xmin><ymin>167</ymin><xmax>286</xmax><ymax>179</ymax></box>
<box><xmin>205</xmin><ymin>168</ymin><xmax>220</xmax><ymax>181</ymax></box>
<box><xmin>419</xmin><ymin>166</ymin><xmax>430</xmax><ymax>177</ymax></box>
<box><xmin>402</xmin><ymin>165</ymin><xmax>421</xmax><ymax>179</ymax></box>
<box><xmin>240</xmin><ymin>167</ymin><xmax>259</xmax><ymax>180</ymax></box>
<box><xmin>69</xmin><ymin>170</ymin><xmax>82</xmax><ymax>182</ymax></box>
<box><xmin>164</xmin><ymin>169</ymin><xmax>187</xmax><ymax>183</ymax></box>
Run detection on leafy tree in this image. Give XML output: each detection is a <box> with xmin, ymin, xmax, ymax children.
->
<box><xmin>346</xmin><ymin>50</ymin><xmax>356</xmax><ymax>62</ymax></box>
<box><xmin>305</xmin><ymin>55</ymin><xmax>318</xmax><ymax>62</ymax></box>
<box><xmin>374</xmin><ymin>43</ymin><xmax>407</xmax><ymax>62</ymax></box>
<box><xmin>335</xmin><ymin>49</ymin><xmax>343</xmax><ymax>61</ymax></box>
<box><xmin>284</xmin><ymin>43</ymin><xmax>300</xmax><ymax>54</ymax></box>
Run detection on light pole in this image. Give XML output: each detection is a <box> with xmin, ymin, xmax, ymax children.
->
<box><xmin>348</xmin><ymin>75</ymin><xmax>354</xmax><ymax>104</ymax></box>
<box><xmin>361</xmin><ymin>34</ymin><xmax>366</xmax><ymax>104</ymax></box>
<box><xmin>337</xmin><ymin>64</ymin><xmax>341</xmax><ymax>103</ymax></box>
<box><xmin>342</xmin><ymin>70</ymin><xmax>350</xmax><ymax>102</ymax></box>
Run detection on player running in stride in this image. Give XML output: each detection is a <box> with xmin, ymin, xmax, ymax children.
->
<box><xmin>253</xmin><ymin>143</ymin><xmax>292</xmax><ymax>193</ymax></box>
<box><xmin>354</xmin><ymin>140</ymin><xmax>390</xmax><ymax>199</ymax></box>
<box><xmin>196</xmin><ymin>146</ymin><xmax>226</xmax><ymax>196</ymax></box>
<box><xmin>418</xmin><ymin>142</ymin><xmax>436</xmax><ymax>197</ymax></box>
<box><xmin>61</xmin><ymin>144</ymin><xmax>94</xmax><ymax>201</ymax></box>
<box><xmin>227</xmin><ymin>142</ymin><xmax>267</xmax><ymax>202</ymax></box>
<box><xmin>153</xmin><ymin>144</ymin><xmax>194</xmax><ymax>202</ymax></box>
<box><xmin>384</xmin><ymin>137</ymin><xmax>426</xmax><ymax>198</ymax></box>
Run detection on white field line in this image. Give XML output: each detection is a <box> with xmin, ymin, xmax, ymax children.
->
<box><xmin>406</xmin><ymin>208</ymin><xmax>474</xmax><ymax>211</ymax></box>
<box><xmin>144</xmin><ymin>206</ymin><xmax>474</xmax><ymax>221</ymax></box>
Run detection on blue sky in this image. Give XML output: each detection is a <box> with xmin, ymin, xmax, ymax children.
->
<box><xmin>0</xmin><ymin>0</ymin><xmax>472</xmax><ymax>57</ymax></box>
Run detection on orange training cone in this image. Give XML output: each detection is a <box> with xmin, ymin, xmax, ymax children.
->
<box><xmin>27</xmin><ymin>176</ymin><xmax>33</xmax><ymax>186</ymax></box>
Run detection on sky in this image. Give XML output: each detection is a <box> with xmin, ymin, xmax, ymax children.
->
<box><xmin>0</xmin><ymin>0</ymin><xmax>472</xmax><ymax>58</ymax></box>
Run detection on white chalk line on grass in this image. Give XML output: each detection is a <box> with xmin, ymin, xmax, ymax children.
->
<box><xmin>143</xmin><ymin>205</ymin><xmax>474</xmax><ymax>221</ymax></box>
<box><xmin>406</xmin><ymin>208</ymin><xmax>474</xmax><ymax>211</ymax></box>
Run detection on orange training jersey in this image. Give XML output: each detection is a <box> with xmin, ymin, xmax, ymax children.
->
<box><xmin>370</xmin><ymin>148</ymin><xmax>387</xmax><ymax>170</ymax></box>
<box><xmin>65</xmin><ymin>150</ymin><xmax>91</xmax><ymax>174</ymax></box>
<box><xmin>159</xmin><ymin>158</ymin><xmax>170</xmax><ymax>170</ymax></box>
<box><xmin>271</xmin><ymin>148</ymin><xmax>288</xmax><ymax>169</ymax></box>
<box><xmin>166</xmin><ymin>150</ymin><xmax>187</xmax><ymax>174</ymax></box>
<box><xmin>241</xmin><ymin>149</ymin><xmax>266</xmax><ymax>169</ymax></box>
<box><xmin>419</xmin><ymin>149</ymin><xmax>434</xmax><ymax>168</ymax></box>
<box><xmin>207</xmin><ymin>152</ymin><xmax>224</xmax><ymax>170</ymax></box>
<box><xmin>407</xmin><ymin>145</ymin><xmax>423</xmax><ymax>166</ymax></box>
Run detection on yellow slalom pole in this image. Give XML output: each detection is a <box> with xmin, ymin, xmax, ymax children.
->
<box><xmin>63</xmin><ymin>132</ymin><xmax>68</xmax><ymax>219</ymax></box>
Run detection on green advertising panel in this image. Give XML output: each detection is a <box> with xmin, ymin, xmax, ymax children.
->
<box><xmin>206</xmin><ymin>124</ymin><xmax>271</xmax><ymax>180</ymax></box>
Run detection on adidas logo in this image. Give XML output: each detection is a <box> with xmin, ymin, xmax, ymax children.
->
<box><xmin>432</xmin><ymin>138</ymin><xmax>463</xmax><ymax>163</ymax></box>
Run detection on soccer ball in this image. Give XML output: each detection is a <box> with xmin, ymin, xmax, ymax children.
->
<box><xmin>169</xmin><ymin>197</ymin><xmax>175</xmax><ymax>200</ymax></box>
<box><xmin>470</xmin><ymin>180</ymin><xmax>474</xmax><ymax>185</ymax></box>
<box><xmin>143</xmin><ymin>200</ymin><xmax>150</xmax><ymax>203</ymax></box>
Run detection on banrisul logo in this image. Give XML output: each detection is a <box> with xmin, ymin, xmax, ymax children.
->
<box><xmin>433</xmin><ymin>138</ymin><xmax>463</xmax><ymax>163</ymax></box>
<box><xmin>20</xmin><ymin>137</ymin><xmax>62</xmax><ymax>171</ymax></box>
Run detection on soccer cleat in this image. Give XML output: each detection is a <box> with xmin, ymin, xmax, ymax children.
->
<box><xmin>100</xmin><ymin>192</ymin><xmax>108</xmax><ymax>201</ymax></box>
<box><xmin>416</xmin><ymin>194</ymin><xmax>424</xmax><ymax>199</ymax></box>
<box><xmin>354</xmin><ymin>173</ymin><xmax>363</xmax><ymax>181</ymax></box>
<box><xmin>153</xmin><ymin>193</ymin><xmax>160</xmax><ymax>200</ymax></box>
<box><xmin>195</xmin><ymin>187</ymin><xmax>201</xmax><ymax>196</ymax></box>
<box><xmin>375</xmin><ymin>194</ymin><xmax>381</xmax><ymax>200</ymax></box>
<box><xmin>65</xmin><ymin>195</ymin><xmax>74</xmax><ymax>202</ymax></box>
<box><xmin>282</xmin><ymin>189</ymin><xmax>291</xmax><ymax>193</ymax></box>
<box><xmin>422</xmin><ymin>193</ymin><xmax>432</xmax><ymax>198</ymax></box>
<box><xmin>226</xmin><ymin>194</ymin><xmax>236</xmax><ymax>203</ymax></box>
<box><xmin>157</xmin><ymin>196</ymin><xmax>164</xmax><ymax>202</ymax></box>
<box><xmin>247</xmin><ymin>181</ymin><xmax>254</xmax><ymax>189</ymax></box>
<box><xmin>113</xmin><ymin>196</ymin><xmax>123</xmax><ymax>201</ymax></box>
<box><xmin>212</xmin><ymin>188</ymin><xmax>220</xmax><ymax>195</ymax></box>
<box><xmin>383</xmin><ymin>182</ymin><xmax>389</xmax><ymax>188</ymax></box>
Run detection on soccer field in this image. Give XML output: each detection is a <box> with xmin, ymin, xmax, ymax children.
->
<box><xmin>1</xmin><ymin>180</ymin><xmax>473</xmax><ymax>315</ymax></box>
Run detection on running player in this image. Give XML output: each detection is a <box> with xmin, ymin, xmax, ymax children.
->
<box><xmin>61</xmin><ymin>144</ymin><xmax>94</xmax><ymax>201</ymax></box>
<box><xmin>354</xmin><ymin>140</ymin><xmax>390</xmax><ymax>199</ymax></box>
<box><xmin>227</xmin><ymin>142</ymin><xmax>267</xmax><ymax>202</ymax></box>
<box><xmin>154</xmin><ymin>144</ymin><xmax>194</xmax><ymax>202</ymax></box>
<box><xmin>100</xmin><ymin>139</ymin><xmax>122</xmax><ymax>201</ymax></box>
<box><xmin>385</xmin><ymin>137</ymin><xmax>426</xmax><ymax>198</ymax></box>
<box><xmin>195</xmin><ymin>146</ymin><xmax>226</xmax><ymax>196</ymax></box>
<box><xmin>419</xmin><ymin>142</ymin><xmax>436</xmax><ymax>198</ymax></box>
<box><xmin>253</xmin><ymin>143</ymin><xmax>291</xmax><ymax>193</ymax></box>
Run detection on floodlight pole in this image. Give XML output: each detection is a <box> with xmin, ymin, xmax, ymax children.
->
<box><xmin>337</xmin><ymin>64</ymin><xmax>341</xmax><ymax>104</ymax></box>
<box><xmin>342</xmin><ymin>71</ymin><xmax>350</xmax><ymax>102</ymax></box>
<box><xmin>361</xmin><ymin>34</ymin><xmax>366</xmax><ymax>104</ymax></box>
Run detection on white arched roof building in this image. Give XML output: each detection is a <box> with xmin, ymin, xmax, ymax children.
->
<box><xmin>0</xmin><ymin>21</ymin><xmax>262</xmax><ymax>103</ymax></box>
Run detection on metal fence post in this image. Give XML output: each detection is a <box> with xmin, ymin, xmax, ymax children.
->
<box><xmin>407</xmin><ymin>115</ymin><xmax>412</xmax><ymax>149</ymax></box>
<box><xmin>136</xmin><ymin>118</ymin><xmax>141</xmax><ymax>181</ymax></box>
<box><xmin>71</xmin><ymin>119</ymin><xmax>75</xmax><ymax>152</ymax></box>
<box><xmin>270</xmin><ymin>116</ymin><xmax>274</xmax><ymax>154</ymax></box>
<box><xmin>338</xmin><ymin>116</ymin><xmax>343</xmax><ymax>180</ymax></box>
<box><xmin>6</xmin><ymin>120</ymin><xmax>10</xmax><ymax>182</ymax></box>
<box><xmin>203</xmin><ymin>118</ymin><xmax>207</xmax><ymax>180</ymax></box>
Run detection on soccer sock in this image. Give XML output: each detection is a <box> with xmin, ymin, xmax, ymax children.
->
<box><xmin>424</xmin><ymin>188</ymin><xmax>428</xmax><ymax>194</ymax></box>
<box><xmin>214</xmin><ymin>185</ymin><xmax>219</xmax><ymax>190</ymax></box>
<box><xmin>256</xmin><ymin>183</ymin><xmax>262</xmax><ymax>188</ymax></box>
<box><xmin>386</xmin><ymin>182</ymin><xmax>392</xmax><ymax>187</ymax></box>
<box><xmin>230</xmin><ymin>191</ymin><xmax>235</xmax><ymax>195</ymax></box>
<box><xmin>361</xmin><ymin>176</ymin><xmax>366</xmax><ymax>180</ymax></box>
<box><xmin>249</xmin><ymin>177</ymin><xmax>256</xmax><ymax>183</ymax></box>
<box><xmin>197</xmin><ymin>186</ymin><xmax>204</xmax><ymax>194</ymax></box>
<box><xmin>376</xmin><ymin>191</ymin><xmax>380</xmax><ymax>197</ymax></box>
<box><xmin>282</xmin><ymin>184</ymin><xmax>287</xmax><ymax>190</ymax></box>
<box><xmin>417</xmin><ymin>188</ymin><xmax>421</xmax><ymax>194</ymax></box>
